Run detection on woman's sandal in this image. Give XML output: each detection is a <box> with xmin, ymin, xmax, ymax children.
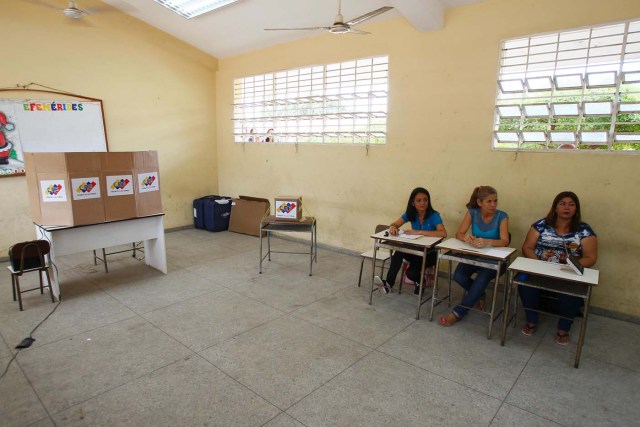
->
<box><xmin>439</xmin><ymin>313</ymin><xmax>459</xmax><ymax>327</ymax></box>
<box><xmin>555</xmin><ymin>331</ymin><xmax>570</xmax><ymax>346</ymax></box>
<box><xmin>521</xmin><ymin>323</ymin><xmax>537</xmax><ymax>336</ymax></box>
<box><xmin>474</xmin><ymin>295</ymin><xmax>486</xmax><ymax>312</ymax></box>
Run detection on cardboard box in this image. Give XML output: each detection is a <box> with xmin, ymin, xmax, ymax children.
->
<box><xmin>228</xmin><ymin>195</ymin><xmax>270</xmax><ymax>237</ymax></box>
<box><xmin>133</xmin><ymin>151</ymin><xmax>162</xmax><ymax>217</ymax></box>
<box><xmin>25</xmin><ymin>152</ymin><xmax>105</xmax><ymax>226</ymax></box>
<box><xmin>274</xmin><ymin>196</ymin><xmax>302</xmax><ymax>221</ymax></box>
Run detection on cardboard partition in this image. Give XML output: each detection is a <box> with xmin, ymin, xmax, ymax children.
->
<box><xmin>101</xmin><ymin>152</ymin><xmax>137</xmax><ymax>221</ymax></box>
<box><xmin>228</xmin><ymin>195</ymin><xmax>270</xmax><ymax>237</ymax></box>
<box><xmin>25</xmin><ymin>152</ymin><xmax>105</xmax><ymax>226</ymax></box>
<box><xmin>274</xmin><ymin>196</ymin><xmax>303</xmax><ymax>221</ymax></box>
<box><xmin>133</xmin><ymin>151</ymin><xmax>163</xmax><ymax>217</ymax></box>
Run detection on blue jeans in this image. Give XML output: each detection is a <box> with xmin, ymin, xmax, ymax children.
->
<box><xmin>452</xmin><ymin>263</ymin><xmax>498</xmax><ymax>318</ymax></box>
<box><xmin>518</xmin><ymin>285</ymin><xmax>583</xmax><ymax>332</ymax></box>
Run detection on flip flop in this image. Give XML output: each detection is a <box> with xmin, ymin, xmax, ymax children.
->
<box><xmin>439</xmin><ymin>313</ymin><xmax>458</xmax><ymax>327</ymax></box>
<box><xmin>555</xmin><ymin>332</ymin><xmax>570</xmax><ymax>346</ymax></box>
<box><xmin>521</xmin><ymin>323</ymin><xmax>537</xmax><ymax>336</ymax></box>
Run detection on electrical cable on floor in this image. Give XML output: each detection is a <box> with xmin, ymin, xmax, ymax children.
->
<box><xmin>0</xmin><ymin>296</ymin><xmax>62</xmax><ymax>381</ymax></box>
<box><xmin>1</xmin><ymin>233</ymin><xmax>62</xmax><ymax>381</ymax></box>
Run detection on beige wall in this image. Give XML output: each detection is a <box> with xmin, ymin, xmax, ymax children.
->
<box><xmin>216</xmin><ymin>0</ymin><xmax>640</xmax><ymax>316</ymax></box>
<box><xmin>1</xmin><ymin>0</ymin><xmax>218</xmax><ymax>252</ymax></box>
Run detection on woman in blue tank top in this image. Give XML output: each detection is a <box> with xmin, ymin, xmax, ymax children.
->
<box><xmin>440</xmin><ymin>186</ymin><xmax>510</xmax><ymax>327</ymax></box>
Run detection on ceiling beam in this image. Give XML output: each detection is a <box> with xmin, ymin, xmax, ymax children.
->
<box><xmin>391</xmin><ymin>0</ymin><xmax>444</xmax><ymax>32</ymax></box>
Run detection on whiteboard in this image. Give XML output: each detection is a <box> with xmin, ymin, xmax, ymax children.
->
<box><xmin>0</xmin><ymin>98</ymin><xmax>107</xmax><ymax>176</ymax></box>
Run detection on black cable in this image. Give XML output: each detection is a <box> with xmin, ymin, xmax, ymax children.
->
<box><xmin>0</xmin><ymin>296</ymin><xmax>62</xmax><ymax>381</ymax></box>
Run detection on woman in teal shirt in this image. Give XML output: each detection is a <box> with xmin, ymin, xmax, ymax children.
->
<box><xmin>440</xmin><ymin>186</ymin><xmax>510</xmax><ymax>326</ymax></box>
<box><xmin>374</xmin><ymin>187</ymin><xmax>447</xmax><ymax>295</ymax></box>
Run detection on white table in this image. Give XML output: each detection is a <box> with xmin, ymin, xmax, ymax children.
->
<box><xmin>429</xmin><ymin>238</ymin><xmax>516</xmax><ymax>339</ymax></box>
<box><xmin>370</xmin><ymin>230</ymin><xmax>442</xmax><ymax>319</ymax></box>
<box><xmin>35</xmin><ymin>214</ymin><xmax>167</xmax><ymax>298</ymax></box>
<box><xmin>501</xmin><ymin>257</ymin><xmax>599</xmax><ymax>368</ymax></box>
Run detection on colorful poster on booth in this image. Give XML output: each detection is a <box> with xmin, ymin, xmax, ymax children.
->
<box><xmin>106</xmin><ymin>175</ymin><xmax>134</xmax><ymax>196</ymax></box>
<box><xmin>137</xmin><ymin>172</ymin><xmax>159</xmax><ymax>193</ymax></box>
<box><xmin>40</xmin><ymin>180</ymin><xmax>67</xmax><ymax>202</ymax></box>
<box><xmin>71</xmin><ymin>177</ymin><xmax>101</xmax><ymax>200</ymax></box>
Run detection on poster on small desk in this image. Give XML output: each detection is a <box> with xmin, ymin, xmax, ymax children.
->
<box><xmin>0</xmin><ymin>98</ymin><xmax>107</xmax><ymax>177</ymax></box>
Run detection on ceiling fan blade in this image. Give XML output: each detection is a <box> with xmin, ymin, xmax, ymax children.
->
<box><xmin>264</xmin><ymin>27</ymin><xmax>331</xmax><ymax>31</ymax></box>
<box><xmin>347</xmin><ymin>28</ymin><xmax>370</xmax><ymax>35</ymax></box>
<box><xmin>65</xmin><ymin>17</ymin><xmax>93</xmax><ymax>27</ymax></box>
<box><xmin>346</xmin><ymin>6</ymin><xmax>393</xmax><ymax>26</ymax></box>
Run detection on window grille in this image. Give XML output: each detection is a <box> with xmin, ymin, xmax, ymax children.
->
<box><xmin>493</xmin><ymin>19</ymin><xmax>640</xmax><ymax>152</ymax></box>
<box><xmin>233</xmin><ymin>56</ymin><xmax>388</xmax><ymax>144</ymax></box>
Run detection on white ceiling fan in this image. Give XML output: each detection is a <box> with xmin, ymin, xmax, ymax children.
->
<box><xmin>265</xmin><ymin>0</ymin><xmax>393</xmax><ymax>35</ymax></box>
<box><xmin>25</xmin><ymin>0</ymin><xmax>135</xmax><ymax>22</ymax></box>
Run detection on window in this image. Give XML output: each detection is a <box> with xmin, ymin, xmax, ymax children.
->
<box><xmin>493</xmin><ymin>20</ymin><xmax>640</xmax><ymax>152</ymax></box>
<box><xmin>233</xmin><ymin>56</ymin><xmax>388</xmax><ymax>144</ymax></box>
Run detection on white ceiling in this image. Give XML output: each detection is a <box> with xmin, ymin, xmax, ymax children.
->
<box><xmin>97</xmin><ymin>0</ymin><xmax>483</xmax><ymax>58</ymax></box>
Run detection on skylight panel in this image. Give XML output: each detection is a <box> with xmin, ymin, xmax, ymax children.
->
<box><xmin>154</xmin><ymin>0</ymin><xmax>241</xmax><ymax>19</ymax></box>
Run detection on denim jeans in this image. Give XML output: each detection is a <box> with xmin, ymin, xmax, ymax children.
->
<box><xmin>518</xmin><ymin>285</ymin><xmax>583</xmax><ymax>332</ymax></box>
<box><xmin>384</xmin><ymin>250</ymin><xmax>437</xmax><ymax>287</ymax></box>
<box><xmin>452</xmin><ymin>263</ymin><xmax>499</xmax><ymax>318</ymax></box>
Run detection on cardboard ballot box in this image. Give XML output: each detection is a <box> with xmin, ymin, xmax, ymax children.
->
<box><xmin>274</xmin><ymin>196</ymin><xmax>302</xmax><ymax>221</ymax></box>
<box><xmin>25</xmin><ymin>152</ymin><xmax>105</xmax><ymax>226</ymax></box>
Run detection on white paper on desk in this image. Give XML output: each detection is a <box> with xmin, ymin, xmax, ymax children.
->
<box><xmin>396</xmin><ymin>232</ymin><xmax>422</xmax><ymax>240</ymax></box>
<box><xmin>456</xmin><ymin>244</ymin><xmax>505</xmax><ymax>257</ymax></box>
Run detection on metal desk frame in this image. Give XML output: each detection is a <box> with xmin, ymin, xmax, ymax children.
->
<box><xmin>369</xmin><ymin>230</ymin><xmax>442</xmax><ymax>319</ymax></box>
<box><xmin>429</xmin><ymin>238</ymin><xmax>515</xmax><ymax>339</ymax></box>
<box><xmin>259</xmin><ymin>216</ymin><xmax>317</xmax><ymax>276</ymax></box>
<box><xmin>500</xmin><ymin>257</ymin><xmax>599</xmax><ymax>368</ymax></box>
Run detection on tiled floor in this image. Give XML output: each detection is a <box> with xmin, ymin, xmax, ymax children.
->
<box><xmin>1</xmin><ymin>228</ymin><xmax>639</xmax><ymax>426</ymax></box>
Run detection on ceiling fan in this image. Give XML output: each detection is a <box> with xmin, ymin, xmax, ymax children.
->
<box><xmin>265</xmin><ymin>0</ymin><xmax>393</xmax><ymax>35</ymax></box>
<box><xmin>25</xmin><ymin>0</ymin><xmax>135</xmax><ymax>21</ymax></box>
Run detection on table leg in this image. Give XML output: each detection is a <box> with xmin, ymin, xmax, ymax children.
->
<box><xmin>429</xmin><ymin>249</ymin><xmax>442</xmax><ymax>321</ymax></box>
<box><xmin>501</xmin><ymin>269</ymin><xmax>514</xmax><ymax>346</ymax></box>
<box><xmin>259</xmin><ymin>222</ymin><xmax>264</xmax><ymax>274</ymax></box>
<box><xmin>415</xmin><ymin>249</ymin><xmax>428</xmax><ymax>320</ymax></box>
<box><xmin>447</xmin><ymin>260</ymin><xmax>453</xmax><ymax>308</ymax></box>
<box><xmin>574</xmin><ymin>286</ymin><xmax>592</xmax><ymax>369</ymax></box>
<box><xmin>369</xmin><ymin>240</ymin><xmax>378</xmax><ymax>305</ymax></box>
<box><xmin>487</xmin><ymin>261</ymin><xmax>502</xmax><ymax>339</ymax></box>
<box><xmin>308</xmin><ymin>221</ymin><xmax>314</xmax><ymax>276</ymax></box>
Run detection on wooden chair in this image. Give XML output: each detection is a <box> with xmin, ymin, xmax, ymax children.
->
<box><xmin>357</xmin><ymin>224</ymin><xmax>392</xmax><ymax>287</ymax></box>
<box><xmin>7</xmin><ymin>240</ymin><xmax>55</xmax><ymax>311</ymax></box>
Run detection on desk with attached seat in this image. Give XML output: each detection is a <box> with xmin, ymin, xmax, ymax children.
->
<box><xmin>501</xmin><ymin>257</ymin><xmax>599</xmax><ymax>368</ymax></box>
<box><xmin>369</xmin><ymin>230</ymin><xmax>442</xmax><ymax>319</ymax></box>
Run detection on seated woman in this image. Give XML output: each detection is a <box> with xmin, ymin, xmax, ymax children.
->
<box><xmin>519</xmin><ymin>191</ymin><xmax>597</xmax><ymax>345</ymax></box>
<box><xmin>440</xmin><ymin>186</ymin><xmax>510</xmax><ymax>327</ymax></box>
<box><xmin>374</xmin><ymin>187</ymin><xmax>447</xmax><ymax>295</ymax></box>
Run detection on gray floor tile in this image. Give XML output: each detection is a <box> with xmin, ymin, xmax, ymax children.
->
<box><xmin>186</xmin><ymin>251</ymin><xmax>286</xmax><ymax>288</ymax></box>
<box><xmin>18</xmin><ymin>317</ymin><xmax>192</xmax><ymax>413</ymax></box>
<box><xmin>506</xmin><ymin>345</ymin><xmax>640</xmax><ymax>426</ymax></box>
<box><xmin>96</xmin><ymin>267</ymin><xmax>223</xmax><ymax>314</ymax></box>
<box><xmin>200</xmin><ymin>316</ymin><xmax>370</xmax><ymax>409</ymax></box>
<box><xmin>490</xmin><ymin>403</ymin><xmax>562</xmax><ymax>426</ymax></box>
<box><xmin>143</xmin><ymin>289</ymin><xmax>284</xmax><ymax>351</ymax></box>
<box><xmin>294</xmin><ymin>286</ymin><xmax>416</xmax><ymax>348</ymax></box>
<box><xmin>0</xmin><ymin>355</ymin><xmax>50</xmax><ymax>427</ymax></box>
<box><xmin>581</xmin><ymin>314</ymin><xmax>640</xmax><ymax>372</ymax></box>
<box><xmin>52</xmin><ymin>355</ymin><xmax>279</xmax><ymax>426</ymax></box>
<box><xmin>378</xmin><ymin>314</ymin><xmax>537</xmax><ymax>399</ymax></box>
<box><xmin>263</xmin><ymin>412</ymin><xmax>306</xmax><ymax>427</ymax></box>
<box><xmin>235</xmin><ymin>267</ymin><xmax>350</xmax><ymax>313</ymax></box>
<box><xmin>291</xmin><ymin>251</ymin><xmax>362</xmax><ymax>285</ymax></box>
<box><xmin>287</xmin><ymin>351</ymin><xmax>501</xmax><ymax>427</ymax></box>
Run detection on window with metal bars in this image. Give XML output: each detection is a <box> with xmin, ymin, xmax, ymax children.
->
<box><xmin>233</xmin><ymin>56</ymin><xmax>388</xmax><ymax>144</ymax></box>
<box><xmin>493</xmin><ymin>19</ymin><xmax>640</xmax><ymax>152</ymax></box>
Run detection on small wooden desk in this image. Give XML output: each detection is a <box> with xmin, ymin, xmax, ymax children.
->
<box><xmin>35</xmin><ymin>214</ymin><xmax>168</xmax><ymax>298</ymax></box>
<box><xmin>369</xmin><ymin>230</ymin><xmax>442</xmax><ymax>319</ymax></box>
<box><xmin>259</xmin><ymin>216</ymin><xmax>317</xmax><ymax>276</ymax></box>
<box><xmin>429</xmin><ymin>238</ymin><xmax>515</xmax><ymax>339</ymax></box>
<box><xmin>501</xmin><ymin>257</ymin><xmax>599</xmax><ymax>368</ymax></box>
